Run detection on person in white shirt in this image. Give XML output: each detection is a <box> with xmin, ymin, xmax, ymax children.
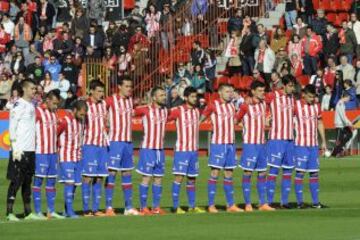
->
<box><xmin>6</xmin><ymin>80</ymin><xmax>45</xmax><ymax>221</ymax></box>
<box><xmin>350</xmin><ymin>13</ymin><xmax>360</xmax><ymax>59</ymax></box>
<box><xmin>1</xmin><ymin>13</ymin><xmax>15</xmax><ymax>39</ymax></box>
<box><xmin>58</xmin><ymin>72</ymin><xmax>70</xmax><ymax>99</ymax></box>
<box><xmin>321</xmin><ymin>85</ymin><xmax>332</xmax><ymax>111</ymax></box>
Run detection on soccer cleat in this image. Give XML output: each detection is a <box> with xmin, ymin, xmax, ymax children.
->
<box><xmin>311</xmin><ymin>203</ymin><xmax>327</xmax><ymax>209</ymax></box>
<box><xmin>6</xmin><ymin>214</ymin><xmax>20</xmax><ymax>222</ymax></box>
<box><xmin>244</xmin><ymin>204</ymin><xmax>253</xmax><ymax>212</ymax></box>
<box><xmin>259</xmin><ymin>204</ymin><xmax>276</xmax><ymax>211</ymax></box>
<box><xmin>105</xmin><ymin>208</ymin><xmax>117</xmax><ymax>217</ymax></box>
<box><xmin>280</xmin><ymin>204</ymin><xmax>291</xmax><ymax>209</ymax></box>
<box><xmin>188</xmin><ymin>207</ymin><xmax>206</xmax><ymax>214</ymax></box>
<box><xmin>297</xmin><ymin>203</ymin><xmax>306</xmax><ymax>209</ymax></box>
<box><xmin>48</xmin><ymin>212</ymin><xmax>66</xmax><ymax>219</ymax></box>
<box><xmin>174</xmin><ymin>207</ymin><xmax>186</xmax><ymax>214</ymax></box>
<box><xmin>66</xmin><ymin>213</ymin><xmax>79</xmax><ymax>219</ymax></box>
<box><xmin>83</xmin><ymin>211</ymin><xmax>94</xmax><ymax>217</ymax></box>
<box><xmin>208</xmin><ymin>205</ymin><xmax>218</xmax><ymax>213</ymax></box>
<box><xmin>151</xmin><ymin>207</ymin><xmax>167</xmax><ymax>215</ymax></box>
<box><xmin>94</xmin><ymin>211</ymin><xmax>106</xmax><ymax>217</ymax></box>
<box><xmin>24</xmin><ymin>213</ymin><xmax>47</xmax><ymax>221</ymax></box>
<box><xmin>226</xmin><ymin>205</ymin><xmax>244</xmax><ymax>213</ymax></box>
<box><xmin>139</xmin><ymin>207</ymin><xmax>153</xmax><ymax>216</ymax></box>
<box><xmin>124</xmin><ymin>208</ymin><xmax>140</xmax><ymax>216</ymax></box>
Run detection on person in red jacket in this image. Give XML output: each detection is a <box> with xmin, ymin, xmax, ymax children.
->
<box><xmin>0</xmin><ymin>24</ymin><xmax>10</xmax><ymax>54</ymax></box>
<box><xmin>300</xmin><ymin>26</ymin><xmax>323</xmax><ymax>76</ymax></box>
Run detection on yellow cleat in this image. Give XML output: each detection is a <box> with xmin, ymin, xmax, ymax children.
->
<box><xmin>175</xmin><ymin>207</ymin><xmax>186</xmax><ymax>214</ymax></box>
<box><xmin>188</xmin><ymin>207</ymin><xmax>206</xmax><ymax>214</ymax></box>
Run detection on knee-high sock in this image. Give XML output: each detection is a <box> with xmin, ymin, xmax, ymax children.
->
<box><xmin>309</xmin><ymin>172</ymin><xmax>319</xmax><ymax>204</ymax></box>
<box><xmin>121</xmin><ymin>175</ymin><xmax>133</xmax><ymax>210</ymax></box>
<box><xmin>46</xmin><ymin>178</ymin><xmax>56</xmax><ymax>213</ymax></box>
<box><xmin>294</xmin><ymin>172</ymin><xmax>305</xmax><ymax>204</ymax></box>
<box><xmin>223</xmin><ymin>177</ymin><xmax>234</xmax><ymax>207</ymax></box>
<box><xmin>32</xmin><ymin>177</ymin><xmax>43</xmax><ymax>214</ymax></box>
<box><xmin>92</xmin><ymin>180</ymin><xmax>102</xmax><ymax>212</ymax></box>
<box><xmin>172</xmin><ymin>181</ymin><xmax>181</xmax><ymax>209</ymax></box>
<box><xmin>139</xmin><ymin>183</ymin><xmax>149</xmax><ymax>209</ymax></box>
<box><xmin>242</xmin><ymin>174</ymin><xmax>252</xmax><ymax>205</ymax></box>
<box><xmin>105</xmin><ymin>174</ymin><xmax>116</xmax><ymax>209</ymax></box>
<box><xmin>22</xmin><ymin>175</ymin><xmax>33</xmax><ymax>216</ymax></box>
<box><xmin>257</xmin><ymin>174</ymin><xmax>267</xmax><ymax>205</ymax></box>
<box><xmin>267</xmin><ymin>167</ymin><xmax>279</xmax><ymax>204</ymax></box>
<box><xmin>7</xmin><ymin>181</ymin><xmax>22</xmax><ymax>215</ymax></box>
<box><xmin>186</xmin><ymin>180</ymin><xmax>196</xmax><ymax>208</ymax></box>
<box><xmin>208</xmin><ymin>176</ymin><xmax>218</xmax><ymax>206</ymax></box>
<box><xmin>82</xmin><ymin>181</ymin><xmax>91</xmax><ymax>212</ymax></box>
<box><xmin>152</xmin><ymin>183</ymin><xmax>162</xmax><ymax>208</ymax></box>
<box><xmin>281</xmin><ymin>168</ymin><xmax>293</xmax><ymax>205</ymax></box>
<box><xmin>64</xmin><ymin>184</ymin><xmax>75</xmax><ymax>215</ymax></box>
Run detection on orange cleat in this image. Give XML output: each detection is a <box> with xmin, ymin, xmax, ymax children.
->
<box><xmin>244</xmin><ymin>204</ymin><xmax>253</xmax><ymax>212</ymax></box>
<box><xmin>94</xmin><ymin>211</ymin><xmax>107</xmax><ymax>217</ymax></box>
<box><xmin>151</xmin><ymin>207</ymin><xmax>167</xmax><ymax>215</ymax></box>
<box><xmin>208</xmin><ymin>205</ymin><xmax>219</xmax><ymax>213</ymax></box>
<box><xmin>259</xmin><ymin>204</ymin><xmax>276</xmax><ymax>211</ymax></box>
<box><xmin>226</xmin><ymin>205</ymin><xmax>244</xmax><ymax>213</ymax></box>
<box><xmin>139</xmin><ymin>207</ymin><xmax>153</xmax><ymax>216</ymax></box>
<box><xmin>105</xmin><ymin>208</ymin><xmax>117</xmax><ymax>217</ymax></box>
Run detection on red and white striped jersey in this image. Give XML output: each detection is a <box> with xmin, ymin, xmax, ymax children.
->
<box><xmin>237</xmin><ymin>98</ymin><xmax>266</xmax><ymax>144</ymax></box>
<box><xmin>134</xmin><ymin>104</ymin><xmax>168</xmax><ymax>149</ymax></box>
<box><xmin>168</xmin><ymin>105</ymin><xmax>200</xmax><ymax>152</ymax></box>
<box><xmin>58</xmin><ymin>114</ymin><xmax>84</xmax><ymax>162</ymax></box>
<box><xmin>35</xmin><ymin>106</ymin><xmax>57</xmax><ymax>154</ymax></box>
<box><xmin>202</xmin><ymin>99</ymin><xmax>235</xmax><ymax>144</ymax></box>
<box><xmin>266</xmin><ymin>90</ymin><xmax>295</xmax><ymax>140</ymax></box>
<box><xmin>294</xmin><ymin>99</ymin><xmax>322</xmax><ymax>147</ymax></box>
<box><xmin>106</xmin><ymin>95</ymin><xmax>133</xmax><ymax>142</ymax></box>
<box><xmin>83</xmin><ymin>98</ymin><xmax>108</xmax><ymax>147</ymax></box>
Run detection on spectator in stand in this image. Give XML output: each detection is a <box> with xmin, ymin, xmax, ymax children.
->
<box><xmin>181</xmin><ymin>16</ymin><xmax>193</xmax><ymax>36</ymax></box>
<box><xmin>343</xmin><ymin>79</ymin><xmax>359</xmax><ymax>110</ymax></box>
<box><xmin>10</xmin><ymin>51</ymin><xmax>25</xmax><ymax>75</ymax></box>
<box><xmin>33</xmin><ymin>85</ymin><xmax>44</xmax><ymax>107</ymax></box>
<box><xmin>145</xmin><ymin>4</ymin><xmax>161</xmax><ymax>39</ymax></box>
<box><xmin>339</xmin><ymin>21</ymin><xmax>358</xmax><ymax>64</ymax></box>
<box><xmin>204</xmin><ymin>49</ymin><xmax>217</xmax><ymax>91</ymax></box>
<box><xmin>71</xmin><ymin>8</ymin><xmax>89</xmax><ymax>39</ymax></box>
<box><xmin>64</xmin><ymin>89</ymin><xmax>77</xmax><ymax>109</ymax></box>
<box><xmin>87</xmin><ymin>0</ymin><xmax>106</xmax><ymax>25</ymax></box>
<box><xmin>191</xmin><ymin>40</ymin><xmax>205</xmax><ymax>68</ymax></box>
<box><xmin>18</xmin><ymin>2</ymin><xmax>37</xmax><ymax>36</ymax></box>
<box><xmin>53</xmin><ymin>31</ymin><xmax>74</xmax><ymax>63</ymax></box>
<box><xmin>128</xmin><ymin>26</ymin><xmax>150</xmax><ymax>53</ymax></box>
<box><xmin>252</xmin><ymin>24</ymin><xmax>269</xmax><ymax>48</ymax></box>
<box><xmin>287</xmin><ymin>34</ymin><xmax>302</xmax><ymax>62</ymax></box>
<box><xmin>324</xmin><ymin>56</ymin><xmax>337</xmax><ymax>88</ymax></box>
<box><xmin>163</xmin><ymin>75</ymin><xmax>177</xmax><ymax>106</ymax></box>
<box><xmin>270</xmin><ymin>27</ymin><xmax>287</xmax><ymax>54</ymax></box>
<box><xmin>310</xmin><ymin>68</ymin><xmax>325</xmax><ymax>99</ymax></box>
<box><xmin>274</xmin><ymin>48</ymin><xmax>291</xmax><ymax>74</ymax></box>
<box><xmin>173</xmin><ymin>62</ymin><xmax>192</xmax><ymax>84</ymax></box>
<box><xmin>298</xmin><ymin>0</ymin><xmax>315</xmax><ymax>25</ymax></box>
<box><xmin>269</xmin><ymin>71</ymin><xmax>282</xmax><ymax>90</ymax></box>
<box><xmin>40</xmin><ymin>71</ymin><xmax>58</xmax><ymax>93</ymax></box>
<box><xmin>25</xmin><ymin>43</ymin><xmax>41</xmax><ymax>67</ymax></box>
<box><xmin>311</xmin><ymin>9</ymin><xmax>328</xmax><ymax>39</ymax></box>
<box><xmin>2</xmin><ymin>13</ymin><xmax>14</xmax><ymax>39</ymax></box>
<box><xmin>225</xmin><ymin>30</ymin><xmax>242</xmax><ymax>76</ymax></box>
<box><xmin>176</xmin><ymin>78</ymin><xmax>191</xmax><ymax>99</ymax></box>
<box><xmin>44</xmin><ymin>54</ymin><xmax>62</xmax><ymax>82</ymax></box>
<box><xmin>26</xmin><ymin>56</ymin><xmax>44</xmax><ymax>84</ymax></box>
<box><xmin>117</xmin><ymin>45</ymin><xmax>132</xmax><ymax>76</ymax></box>
<box><xmin>337</xmin><ymin>55</ymin><xmax>355</xmax><ymax>82</ymax></box>
<box><xmin>0</xmin><ymin>73</ymin><xmax>12</xmax><ymax>110</ymax></box>
<box><xmin>293</xmin><ymin>17</ymin><xmax>307</xmax><ymax>39</ymax></box>
<box><xmin>62</xmin><ymin>55</ymin><xmax>79</xmax><ymax>93</ymax></box>
<box><xmin>14</xmin><ymin>16</ymin><xmax>32</xmax><ymax>55</ymax></box>
<box><xmin>355</xmin><ymin>60</ymin><xmax>360</xmax><ymax>102</ymax></box>
<box><xmin>0</xmin><ymin>23</ymin><xmax>10</xmax><ymax>55</ymax></box>
<box><xmin>323</xmin><ymin>24</ymin><xmax>340</xmax><ymax>61</ymax></box>
<box><xmin>83</xmin><ymin>25</ymin><xmax>104</xmax><ymax>58</ymax></box>
<box><xmin>240</xmin><ymin>26</ymin><xmax>255</xmax><ymax>76</ymax></box>
<box><xmin>73</xmin><ymin>36</ymin><xmax>85</xmax><ymax>63</ymax></box>
<box><xmin>191</xmin><ymin>0</ymin><xmax>208</xmax><ymax>19</ymax></box>
<box><xmin>290</xmin><ymin>53</ymin><xmax>303</xmax><ymax>77</ymax></box>
<box><xmin>301</xmin><ymin>26</ymin><xmax>322</xmax><ymax>76</ymax></box>
<box><xmin>159</xmin><ymin>3</ymin><xmax>173</xmax><ymax>51</ymax></box>
<box><xmin>191</xmin><ymin>64</ymin><xmax>207</xmax><ymax>94</ymax></box>
<box><xmin>330</xmin><ymin>70</ymin><xmax>344</xmax><ymax>110</ymax></box>
<box><xmin>232</xmin><ymin>89</ymin><xmax>244</xmax><ymax>110</ymax></box>
<box><xmin>227</xmin><ymin>8</ymin><xmax>243</xmax><ymax>33</ymax></box>
<box><xmin>37</xmin><ymin>0</ymin><xmax>55</xmax><ymax>31</ymax></box>
<box><xmin>112</xmin><ymin>23</ymin><xmax>131</xmax><ymax>51</ymax></box>
<box><xmin>254</xmin><ymin>39</ymin><xmax>275</xmax><ymax>91</ymax></box>
<box><xmin>252</xmin><ymin>69</ymin><xmax>265</xmax><ymax>83</ymax></box>
<box><xmin>105</xmin><ymin>21</ymin><xmax>117</xmax><ymax>45</ymax></box>
<box><xmin>58</xmin><ymin>72</ymin><xmax>71</xmax><ymax>101</ymax></box>
<box><xmin>321</xmin><ymin>85</ymin><xmax>332</xmax><ymax>111</ymax></box>
<box><xmin>350</xmin><ymin>13</ymin><xmax>360</xmax><ymax>59</ymax></box>
<box><xmin>284</xmin><ymin>0</ymin><xmax>298</xmax><ymax>30</ymax></box>
<box><xmin>168</xmin><ymin>87</ymin><xmax>184</xmax><ymax>108</ymax></box>
<box><xmin>56</xmin><ymin>0</ymin><xmax>74</xmax><ymax>24</ymax></box>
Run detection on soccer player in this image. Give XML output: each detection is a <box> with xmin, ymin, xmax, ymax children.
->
<box><xmin>265</xmin><ymin>75</ymin><xmax>296</xmax><ymax>208</ymax></box>
<box><xmin>82</xmin><ymin>80</ymin><xmax>109</xmax><ymax>216</ymax></box>
<box><xmin>237</xmin><ymin>81</ymin><xmax>275</xmax><ymax>212</ymax></box>
<box><xmin>168</xmin><ymin>87</ymin><xmax>205</xmax><ymax>214</ymax></box>
<box><xmin>104</xmin><ymin>76</ymin><xmax>139</xmax><ymax>216</ymax></box>
<box><xmin>58</xmin><ymin>100</ymin><xmax>87</xmax><ymax>218</ymax></box>
<box><xmin>293</xmin><ymin>84</ymin><xmax>327</xmax><ymax>209</ymax></box>
<box><xmin>32</xmin><ymin>89</ymin><xmax>64</xmax><ymax>219</ymax></box>
<box><xmin>6</xmin><ymin>80</ymin><xmax>44</xmax><ymax>221</ymax></box>
<box><xmin>135</xmin><ymin>86</ymin><xmax>168</xmax><ymax>215</ymax></box>
<box><xmin>200</xmin><ymin>83</ymin><xmax>242</xmax><ymax>213</ymax></box>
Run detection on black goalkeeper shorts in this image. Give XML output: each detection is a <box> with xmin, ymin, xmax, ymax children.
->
<box><xmin>7</xmin><ymin>151</ymin><xmax>35</xmax><ymax>182</ymax></box>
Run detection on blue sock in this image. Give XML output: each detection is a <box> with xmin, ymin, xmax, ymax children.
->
<box><xmin>152</xmin><ymin>184</ymin><xmax>162</xmax><ymax>208</ymax></box>
<box><xmin>309</xmin><ymin>172</ymin><xmax>319</xmax><ymax>204</ymax></box>
<box><xmin>92</xmin><ymin>180</ymin><xmax>102</xmax><ymax>212</ymax></box>
<box><xmin>121</xmin><ymin>175</ymin><xmax>133</xmax><ymax>210</ymax></box>
<box><xmin>172</xmin><ymin>181</ymin><xmax>181</xmax><ymax>209</ymax></box>
<box><xmin>266</xmin><ymin>167</ymin><xmax>279</xmax><ymax>204</ymax></box>
<box><xmin>295</xmin><ymin>172</ymin><xmax>305</xmax><ymax>204</ymax></box>
<box><xmin>257</xmin><ymin>174</ymin><xmax>267</xmax><ymax>205</ymax></box>
<box><xmin>139</xmin><ymin>184</ymin><xmax>149</xmax><ymax>209</ymax></box>
<box><xmin>242</xmin><ymin>174</ymin><xmax>252</xmax><ymax>205</ymax></box>
<box><xmin>281</xmin><ymin>169</ymin><xmax>293</xmax><ymax>205</ymax></box>
<box><xmin>223</xmin><ymin>177</ymin><xmax>234</xmax><ymax>207</ymax></box>
<box><xmin>46</xmin><ymin>178</ymin><xmax>56</xmax><ymax>213</ymax></box>
<box><xmin>105</xmin><ymin>174</ymin><xmax>116</xmax><ymax>209</ymax></box>
<box><xmin>64</xmin><ymin>184</ymin><xmax>75</xmax><ymax>216</ymax></box>
<box><xmin>186</xmin><ymin>180</ymin><xmax>196</xmax><ymax>208</ymax></box>
<box><xmin>207</xmin><ymin>176</ymin><xmax>218</xmax><ymax>206</ymax></box>
<box><xmin>32</xmin><ymin>177</ymin><xmax>43</xmax><ymax>214</ymax></box>
<box><xmin>82</xmin><ymin>181</ymin><xmax>90</xmax><ymax>212</ymax></box>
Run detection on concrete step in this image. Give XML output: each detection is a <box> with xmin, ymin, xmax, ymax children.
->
<box><xmin>269</xmin><ymin>10</ymin><xmax>284</xmax><ymax>19</ymax></box>
<box><xmin>258</xmin><ymin>17</ymin><xmax>280</xmax><ymax>27</ymax></box>
<box><xmin>275</xmin><ymin>3</ymin><xmax>286</xmax><ymax>13</ymax></box>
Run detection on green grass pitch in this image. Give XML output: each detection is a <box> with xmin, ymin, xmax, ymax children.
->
<box><xmin>0</xmin><ymin>156</ymin><xmax>360</xmax><ymax>240</ymax></box>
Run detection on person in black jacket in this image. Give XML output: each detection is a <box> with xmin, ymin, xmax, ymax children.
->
<box><xmin>37</xmin><ymin>0</ymin><xmax>56</xmax><ymax>31</ymax></box>
<box><xmin>240</xmin><ymin>27</ymin><xmax>255</xmax><ymax>76</ymax></box>
<box><xmin>26</xmin><ymin>56</ymin><xmax>44</xmax><ymax>84</ymax></box>
<box><xmin>62</xmin><ymin>55</ymin><xmax>79</xmax><ymax>93</ymax></box>
<box><xmin>83</xmin><ymin>25</ymin><xmax>104</xmax><ymax>58</ymax></box>
<box><xmin>227</xmin><ymin>8</ymin><xmax>243</xmax><ymax>34</ymax></box>
<box><xmin>323</xmin><ymin>24</ymin><xmax>340</xmax><ymax>60</ymax></box>
<box><xmin>53</xmin><ymin>32</ymin><xmax>74</xmax><ymax>63</ymax></box>
<box><xmin>111</xmin><ymin>24</ymin><xmax>131</xmax><ymax>52</ymax></box>
<box><xmin>311</xmin><ymin>9</ymin><xmax>328</xmax><ymax>38</ymax></box>
<box><xmin>299</xmin><ymin>0</ymin><xmax>315</xmax><ymax>25</ymax></box>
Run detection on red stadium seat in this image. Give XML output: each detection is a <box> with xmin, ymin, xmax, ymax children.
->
<box><xmin>297</xmin><ymin>75</ymin><xmax>310</xmax><ymax>87</ymax></box>
<box><xmin>342</xmin><ymin>0</ymin><xmax>352</xmax><ymax>11</ymax></box>
<box><xmin>229</xmin><ymin>76</ymin><xmax>242</xmax><ymax>89</ymax></box>
<box><xmin>285</xmin><ymin>30</ymin><xmax>293</xmax><ymax>41</ymax></box>
<box><xmin>217</xmin><ymin>21</ymin><xmax>228</xmax><ymax>35</ymax></box>
<box><xmin>318</xmin><ymin>0</ymin><xmax>332</xmax><ymax>11</ymax></box>
<box><xmin>326</xmin><ymin>13</ymin><xmax>337</xmax><ymax>24</ymax></box>
<box><xmin>239</xmin><ymin>76</ymin><xmax>254</xmax><ymax>90</ymax></box>
<box><xmin>211</xmin><ymin>92</ymin><xmax>220</xmax><ymax>101</ymax></box>
<box><xmin>331</xmin><ymin>0</ymin><xmax>342</xmax><ymax>11</ymax></box>
<box><xmin>312</xmin><ymin>0</ymin><xmax>320</xmax><ymax>10</ymax></box>
<box><xmin>213</xmin><ymin>76</ymin><xmax>229</xmax><ymax>90</ymax></box>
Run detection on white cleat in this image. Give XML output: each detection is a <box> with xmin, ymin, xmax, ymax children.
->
<box><xmin>124</xmin><ymin>208</ymin><xmax>140</xmax><ymax>216</ymax></box>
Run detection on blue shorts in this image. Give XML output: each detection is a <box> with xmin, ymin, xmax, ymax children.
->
<box><xmin>266</xmin><ymin>140</ymin><xmax>295</xmax><ymax>169</ymax></box>
<box><xmin>108</xmin><ymin>141</ymin><xmax>134</xmax><ymax>171</ymax></box>
<box><xmin>240</xmin><ymin>144</ymin><xmax>267</xmax><ymax>172</ymax></box>
<box><xmin>136</xmin><ymin>149</ymin><xmax>165</xmax><ymax>177</ymax></box>
<box><xmin>35</xmin><ymin>154</ymin><xmax>58</xmax><ymax>178</ymax></box>
<box><xmin>208</xmin><ymin>144</ymin><xmax>237</xmax><ymax>170</ymax></box>
<box><xmin>294</xmin><ymin>146</ymin><xmax>319</xmax><ymax>172</ymax></box>
<box><xmin>58</xmin><ymin>162</ymin><xmax>82</xmax><ymax>186</ymax></box>
<box><xmin>172</xmin><ymin>151</ymin><xmax>199</xmax><ymax>177</ymax></box>
<box><xmin>81</xmin><ymin>145</ymin><xmax>109</xmax><ymax>177</ymax></box>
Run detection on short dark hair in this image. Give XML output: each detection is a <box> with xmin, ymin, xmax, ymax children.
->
<box><xmin>344</xmin><ymin>79</ymin><xmax>353</xmax><ymax>87</ymax></box>
<box><xmin>193</xmin><ymin>40</ymin><xmax>201</xmax><ymax>46</ymax></box>
<box><xmin>218</xmin><ymin>83</ymin><xmax>233</xmax><ymax>91</ymax></box>
<box><xmin>89</xmin><ymin>79</ymin><xmax>105</xmax><ymax>90</ymax></box>
<box><xmin>282</xmin><ymin>75</ymin><xmax>297</xmax><ymax>86</ymax></box>
<box><xmin>183</xmin><ymin>86</ymin><xmax>197</xmax><ymax>97</ymax></box>
<box><xmin>117</xmin><ymin>75</ymin><xmax>133</xmax><ymax>85</ymax></box>
<box><xmin>303</xmin><ymin>84</ymin><xmax>316</xmax><ymax>95</ymax></box>
<box><xmin>150</xmin><ymin>86</ymin><xmax>165</xmax><ymax>97</ymax></box>
<box><xmin>306</xmin><ymin>26</ymin><xmax>313</xmax><ymax>31</ymax></box>
<box><xmin>46</xmin><ymin>89</ymin><xmax>61</xmax><ymax>100</ymax></box>
<box><xmin>250</xmin><ymin>80</ymin><xmax>265</xmax><ymax>90</ymax></box>
<box><xmin>72</xmin><ymin>100</ymin><xmax>88</xmax><ymax>111</ymax></box>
